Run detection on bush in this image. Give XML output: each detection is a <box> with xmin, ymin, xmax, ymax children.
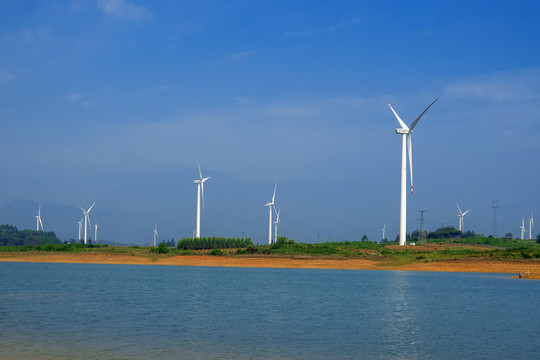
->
<box><xmin>151</xmin><ymin>242</ymin><xmax>169</xmax><ymax>254</ymax></box>
<box><xmin>210</xmin><ymin>247</ymin><xmax>223</xmax><ymax>256</ymax></box>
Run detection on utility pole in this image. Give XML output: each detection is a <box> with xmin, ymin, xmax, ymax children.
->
<box><xmin>492</xmin><ymin>200</ymin><xmax>499</xmax><ymax>237</ymax></box>
<box><xmin>418</xmin><ymin>210</ymin><xmax>427</xmax><ymax>244</ymax></box>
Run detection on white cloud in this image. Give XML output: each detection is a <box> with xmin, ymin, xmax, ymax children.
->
<box><xmin>97</xmin><ymin>0</ymin><xmax>152</xmax><ymax>21</ymax></box>
<box><xmin>283</xmin><ymin>30</ymin><xmax>311</xmax><ymax>38</ymax></box>
<box><xmin>0</xmin><ymin>71</ymin><xmax>14</xmax><ymax>85</ymax></box>
<box><xmin>63</xmin><ymin>93</ymin><xmax>84</xmax><ymax>102</ymax></box>
<box><xmin>444</xmin><ymin>68</ymin><xmax>540</xmax><ymax>102</ymax></box>
<box><xmin>228</xmin><ymin>50</ymin><xmax>257</xmax><ymax>62</ymax></box>
<box><xmin>169</xmin><ymin>22</ymin><xmax>206</xmax><ymax>41</ymax></box>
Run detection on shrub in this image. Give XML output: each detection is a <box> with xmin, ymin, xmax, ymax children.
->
<box><xmin>210</xmin><ymin>247</ymin><xmax>223</xmax><ymax>256</ymax></box>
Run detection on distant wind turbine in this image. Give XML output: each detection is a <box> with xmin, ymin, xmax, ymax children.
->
<box><xmin>520</xmin><ymin>217</ymin><xmax>527</xmax><ymax>240</ymax></box>
<box><xmin>153</xmin><ymin>224</ymin><xmax>158</xmax><ymax>247</ymax></box>
<box><xmin>273</xmin><ymin>207</ymin><xmax>281</xmax><ymax>243</ymax></box>
<box><xmin>456</xmin><ymin>203</ymin><xmax>470</xmax><ymax>232</ymax></box>
<box><xmin>194</xmin><ymin>158</ymin><xmax>210</xmax><ymax>238</ymax></box>
<box><xmin>388</xmin><ymin>99</ymin><xmax>438</xmax><ymax>246</ymax></box>
<box><xmin>381</xmin><ymin>224</ymin><xmax>386</xmax><ymax>241</ymax></box>
<box><xmin>528</xmin><ymin>213</ymin><xmax>534</xmax><ymax>240</ymax></box>
<box><xmin>35</xmin><ymin>202</ymin><xmax>44</xmax><ymax>231</ymax></box>
<box><xmin>94</xmin><ymin>223</ymin><xmax>98</xmax><ymax>244</ymax></box>
<box><xmin>79</xmin><ymin>202</ymin><xmax>95</xmax><ymax>245</ymax></box>
<box><xmin>265</xmin><ymin>184</ymin><xmax>276</xmax><ymax>245</ymax></box>
<box><xmin>78</xmin><ymin>218</ymin><xmax>83</xmax><ymax>242</ymax></box>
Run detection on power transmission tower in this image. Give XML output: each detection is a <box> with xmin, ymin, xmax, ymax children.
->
<box><xmin>492</xmin><ymin>200</ymin><xmax>499</xmax><ymax>237</ymax></box>
<box><xmin>418</xmin><ymin>210</ymin><xmax>427</xmax><ymax>245</ymax></box>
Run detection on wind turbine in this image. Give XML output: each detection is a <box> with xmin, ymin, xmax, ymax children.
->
<box><xmin>381</xmin><ymin>224</ymin><xmax>386</xmax><ymax>241</ymax></box>
<box><xmin>528</xmin><ymin>213</ymin><xmax>534</xmax><ymax>240</ymax></box>
<box><xmin>78</xmin><ymin>218</ymin><xmax>83</xmax><ymax>242</ymax></box>
<box><xmin>153</xmin><ymin>224</ymin><xmax>158</xmax><ymax>247</ymax></box>
<box><xmin>79</xmin><ymin>202</ymin><xmax>95</xmax><ymax>245</ymax></box>
<box><xmin>265</xmin><ymin>184</ymin><xmax>276</xmax><ymax>245</ymax></box>
<box><xmin>194</xmin><ymin>158</ymin><xmax>210</xmax><ymax>238</ymax></box>
<box><xmin>94</xmin><ymin>223</ymin><xmax>98</xmax><ymax>244</ymax></box>
<box><xmin>35</xmin><ymin>202</ymin><xmax>44</xmax><ymax>231</ymax></box>
<box><xmin>456</xmin><ymin>203</ymin><xmax>470</xmax><ymax>232</ymax></box>
<box><xmin>388</xmin><ymin>98</ymin><xmax>438</xmax><ymax>246</ymax></box>
<box><xmin>520</xmin><ymin>217</ymin><xmax>527</xmax><ymax>240</ymax></box>
<box><xmin>273</xmin><ymin>207</ymin><xmax>281</xmax><ymax>243</ymax></box>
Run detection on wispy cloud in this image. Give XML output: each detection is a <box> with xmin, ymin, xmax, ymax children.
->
<box><xmin>63</xmin><ymin>92</ymin><xmax>99</xmax><ymax>108</ymax></box>
<box><xmin>444</xmin><ymin>68</ymin><xmax>540</xmax><ymax>102</ymax></box>
<box><xmin>228</xmin><ymin>50</ymin><xmax>258</xmax><ymax>62</ymax></box>
<box><xmin>97</xmin><ymin>0</ymin><xmax>152</xmax><ymax>21</ymax></box>
<box><xmin>0</xmin><ymin>71</ymin><xmax>15</xmax><ymax>85</ymax></box>
<box><xmin>169</xmin><ymin>22</ymin><xmax>206</xmax><ymax>41</ymax></box>
<box><xmin>2</xmin><ymin>27</ymin><xmax>53</xmax><ymax>44</ymax></box>
<box><xmin>283</xmin><ymin>29</ymin><xmax>312</xmax><ymax>38</ymax></box>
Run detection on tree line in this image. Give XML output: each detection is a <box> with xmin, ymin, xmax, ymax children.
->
<box><xmin>0</xmin><ymin>225</ymin><xmax>62</xmax><ymax>246</ymax></box>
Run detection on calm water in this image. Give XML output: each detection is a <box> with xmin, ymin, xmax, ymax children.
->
<box><xmin>1</xmin><ymin>262</ymin><xmax>539</xmax><ymax>359</ymax></box>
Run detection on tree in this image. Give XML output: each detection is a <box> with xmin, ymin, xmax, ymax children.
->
<box><xmin>536</xmin><ymin>234</ymin><xmax>540</xmax><ymax>244</ymax></box>
<box><xmin>157</xmin><ymin>242</ymin><xmax>169</xmax><ymax>254</ymax></box>
<box><xmin>504</xmin><ymin>233</ymin><xmax>513</xmax><ymax>240</ymax></box>
<box><xmin>361</xmin><ymin>234</ymin><xmax>368</xmax><ymax>241</ymax></box>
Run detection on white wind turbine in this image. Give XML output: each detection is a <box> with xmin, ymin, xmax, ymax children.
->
<box><xmin>153</xmin><ymin>224</ymin><xmax>158</xmax><ymax>247</ymax></box>
<box><xmin>520</xmin><ymin>217</ymin><xmax>527</xmax><ymax>240</ymax></box>
<box><xmin>35</xmin><ymin>202</ymin><xmax>44</xmax><ymax>231</ymax></box>
<box><xmin>381</xmin><ymin>224</ymin><xmax>386</xmax><ymax>241</ymax></box>
<box><xmin>273</xmin><ymin>208</ymin><xmax>281</xmax><ymax>244</ymax></box>
<box><xmin>78</xmin><ymin>218</ymin><xmax>83</xmax><ymax>242</ymax></box>
<box><xmin>456</xmin><ymin>203</ymin><xmax>470</xmax><ymax>232</ymax></box>
<box><xmin>265</xmin><ymin>184</ymin><xmax>276</xmax><ymax>245</ymax></box>
<box><xmin>194</xmin><ymin>158</ymin><xmax>210</xmax><ymax>238</ymax></box>
<box><xmin>389</xmin><ymin>99</ymin><xmax>438</xmax><ymax>246</ymax></box>
<box><xmin>94</xmin><ymin>223</ymin><xmax>98</xmax><ymax>244</ymax></box>
<box><xmin>79</xmin><ymin>202</ymin><xmax>95</xmax><ymax>245</ymax></box>
<box><xmin>528</xmin><ymin>213</ymin><xmax>534</xmax><ymax>240</ymax></box>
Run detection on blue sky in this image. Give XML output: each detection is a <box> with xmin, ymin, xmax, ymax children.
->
<box><xmin>0</xmin><ymin>0</ymin><xmax>539</xmax><ymax>244</ymax></box>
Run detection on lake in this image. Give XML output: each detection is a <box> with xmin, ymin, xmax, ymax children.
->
<box><xmin>1</xmin><ymin>262</ymin><xmax>539</xmax><ymax>359</ymax></box>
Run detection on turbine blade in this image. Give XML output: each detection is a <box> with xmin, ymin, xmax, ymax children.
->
<box><xmin>202</xmin><ymin>176</ymin><xmax>211</xmax><ymax>182</ymax></box>
<box><xmin>39</xmin><ymin>218</ymin><xmax>44</xmax><ymax>231</ymax></box>
<box><xmin>201</xmin><ymin>182</ymin><xmax>205</xmax><ymax>211</ymax></box>
<box><xmin>197</xmin><ymin>157</ymin><xmax>203</xmax><ymax>180</ymax></box>
<box><xmin>456</xmin><ymin>203</ymin><xmax>462</xmax><ymax>214</ymax></box>
<box><xmin>88</xmin><ymin>202</ymin><xmax>96</xmax><ymax>213</ymax></box>
<box><xmin>409</xmin><ymin>98</ymin><xmax>438</xmax><ymax>131</ymax></box>
<box><xmin>408</xmin><ymin>134</ymin><xmax>413</xmax><ymax>193</ymax></box>
<box><xmin>272</xmin><ymin>183</ymin><xmax>277</xmax><ymax>204</ymax></box>
<box><xmin>79</xmin><ymin>206</ymin><xmax>85</xmax><ymax>212</ymax></box>
<box><xmin>463</xmin><ymin>209</ymin><xmax>470</xmax><ymax>216</ymax></box>
<box><xmin>388</xmin><ymin>103</ymin><xmax>409</xmax><ymax>130</ymax></box>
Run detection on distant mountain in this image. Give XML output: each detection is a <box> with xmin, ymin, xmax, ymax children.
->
<box><xmin>0</xmin><ymin>167</ymin><xmax>384</xmax><ymax>245</ymax></box>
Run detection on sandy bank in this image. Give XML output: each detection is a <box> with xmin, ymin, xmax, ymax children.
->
<box><xmin>1</xmin><ymin>252</ymin><xmax>540</xmax><ymax>278</ymax></box>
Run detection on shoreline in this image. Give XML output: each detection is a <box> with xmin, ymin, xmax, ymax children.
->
<box><xmin>2</xmin><ymin>252</ymin><xmax>540</xmax><ymax>278</ymax></box>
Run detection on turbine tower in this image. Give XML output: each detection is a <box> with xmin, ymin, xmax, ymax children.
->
<box><xmin>520</xmin><ymin>217</ymin><xmax>527</xmax><ymax>240</ymax></box>
<box><xmin>265</xmin><ymin>184</ymin><xmax>276</xmax><ymax>245</ymax></box>
<box><xmin>194</xmin><ymin>158</ymin><xmax>211</xmax><ymax>238</ymax></box>
<box><xmin>153</xmin><ymin>224</ymin><xmax>158</xmax><ymax>247</ymax></box>
<box><xmin>273</xmin><ymin>208</ymin><xmax>281</xmax><ymax>243</ymax></box>
<box><xmin>94</xmin><ymin>223</ymin><xmax>98</xmax><ymax>244</ymax></box>
<box><xmin>456</xmin><ymin>203</ymin><xmax>470</xmax><ymax>232</ymax></box>
<box><xmin>35</xmin><ymin>202</ymin><xmax>44</xmax><ymax>231</ymax></box>
<box><xmin>79</xmin><ymin>202</ymin><xmax>95</xmax><ymax>245</ymax></box>
<box><xmin>388</xmin><ymin>98</ymin><xmax>438</xmax><ymax>246</ymax></box>
<box><xmin>78</xmin><ymin>218</ymin><xmax>83</xmax><ymax>242</ymax></box>
<box><xmin>381</xmin><ymin>224</ymin><xmax>386</xmax><ymax>241</ymax></box>
<box><xmin>528</xmin><ymin>213</ymin><xmax>534</xmax><ymax>240</ymax></box>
